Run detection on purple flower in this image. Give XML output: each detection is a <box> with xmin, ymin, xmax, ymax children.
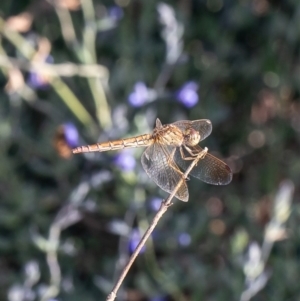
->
<box><xmin>108</xmin><ymin>6</ymin><xmax>124</xmax><ymax>21</ymax></box>
<box><xmin>178</xmin><ymin>232</ymin><xmax>191</xmax><ymax>246</ymax></box>
<box><xmin>149</xmin><ymin>197</ymin><xmax>162</xmax><ymax>211</ymax></box>
<box><xmin>176</xmin><ymin>81</ymin><xmax>199</xmax><ymax>108</ymax></box>
<box><xmin>28</xmin><ymin>55</ymin><xmax>54</xmax><ymax>89</ymax></box>
<box><xmin>114</xmin><ymin>151</ymin><xmax>136</xmax><ymax>171</ymax></box>
<box><xmin>128</xmin><ymin>82</ymin><xmax>151</xmax><ymax>107</ymax></box>
<box><xmin>63</xmin><ymin>123</ymin><xmax>79</xmax><ymax>148</ymax></box>
<box><xmin>28</xmin><ymin>72</ymin><xmax>44</xmax><ymax>88</ymax></box>
<box><xmin>128</xmin><ymin>228</ymin><xmax>146</xmax><ymax>254</ymax></box>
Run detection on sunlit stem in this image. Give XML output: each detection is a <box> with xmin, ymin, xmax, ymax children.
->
<box><xmin>106</xmin><ymin>148</ymin><xmax>208</xmax><ymax>301</ymax></box>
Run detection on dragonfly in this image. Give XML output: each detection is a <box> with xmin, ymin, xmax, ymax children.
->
<box><xmin>72</xmin><ymin>118</ymin><xmax>232</xmax><ymax>202</ymax></box>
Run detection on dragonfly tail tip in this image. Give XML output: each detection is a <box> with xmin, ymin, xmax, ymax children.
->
<box><xmin>72</xmin><ymin>148</ymin><xmax>80</xmax><ymax>154</ymax></box>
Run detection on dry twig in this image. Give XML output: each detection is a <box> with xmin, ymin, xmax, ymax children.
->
<box><xmin>106</xmin><ymin>147</ymin><xmax>208</xmax><ymax>301</ymax></box>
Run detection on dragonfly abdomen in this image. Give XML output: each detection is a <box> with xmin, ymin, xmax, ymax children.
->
<box><xmin>72</xmin><ymin>134</ymin><xmax>153</xmax><ymax>154</ymax></box>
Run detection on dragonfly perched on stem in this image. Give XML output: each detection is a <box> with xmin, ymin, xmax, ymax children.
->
<box><xmin>73</xmin><ymin>118</ymin><xmax>232</xmax><ymax>202</ymax></box>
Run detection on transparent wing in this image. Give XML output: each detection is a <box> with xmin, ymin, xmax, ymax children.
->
<box><xmin>171</xmin><ymin>119</ymin><xmax>212</xmax><ymax>142</ymax></box>
<box><xmin>174</xmin><ymin>145</ymin><xmax>232</xmax><ymax>185</ymax></box>
<box><xmin>141</xmin><ymin>143</ymin><xmax>189</xmax><ymax>202</ymax></box>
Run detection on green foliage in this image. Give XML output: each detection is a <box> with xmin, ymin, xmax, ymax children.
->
<box><xmin>0</xmin><ymin>1</ymin><xmax>299</xmax><ymax>301</ymax></box>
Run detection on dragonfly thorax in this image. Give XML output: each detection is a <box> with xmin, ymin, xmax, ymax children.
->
<box><xmin>154</xmin><ymin>125</ymin><xmax>184</xmax><ymax>146</ymax></box>
<box><xmin>183</xmin><ymin>128</ymin><xmax>200</xmax><ymax>146</ymax></box>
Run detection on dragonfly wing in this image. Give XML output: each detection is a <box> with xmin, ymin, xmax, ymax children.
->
<box><xmin>141</xmin><ymin>143</ymin><xmax>189</xmax><ymax>202</ymax></box>
<box><xmin>171</xmin><ymin>120</ymin><xmax>212</xmax><ymax>142</ymax></box>
<box><xmin>174</xmin><ymin>145</ymin><xmax>232</xmax><ymax>185</ymax></box>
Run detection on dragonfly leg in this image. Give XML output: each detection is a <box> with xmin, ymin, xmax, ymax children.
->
<box><xmin>168</xmin><ymin>149</ymin><xmax>191</xmax><ymax>180</ymax></box>
<box><xmin>167</xmin><ymin>148</ymin><xmax>186</xmax><ymax>176</ymax></box>
<box><xmin>180</xmin><ymin>146</ymin><xmax>198</xmax><ymax>161</ymax></box>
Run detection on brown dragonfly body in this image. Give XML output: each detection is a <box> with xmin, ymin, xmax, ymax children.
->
<box><xmin>73</xmin><ymin>119</ymin><xmax>232</xmax><ymax>202</ymax></box>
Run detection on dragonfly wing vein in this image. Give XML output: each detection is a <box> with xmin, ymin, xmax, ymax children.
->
<box><xmin>141</xmin><ymin>143</ymin><xmax>189</xmax><ymax>202</ymax></box>
<box><xmin>172</xmin><ymin>119</ymin><xmax>212</xmax><ymax>142</ymax></box>
<box><xmin>174</xmin><ymin>145</ymin><xmax>232</xmax><ymax>185</ymax></box>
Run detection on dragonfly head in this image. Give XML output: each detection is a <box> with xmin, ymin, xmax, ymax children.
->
<box><xmin>184</xmin><ymin>128</ymin><xmax>200</xmax><ymax>146</ymax></box>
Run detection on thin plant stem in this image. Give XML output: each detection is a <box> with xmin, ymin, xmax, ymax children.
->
<box><xmin>50</xmin><ymin>78</ymin><xmax>97</xmax><ymax>130</ymax></box>
<box><xmin>87</xmin><ymin>77</ymin><xmax>112</xmax><ymax>128</ymax></box>
<box><xmin>80</xmin><ymin>0</ymin><xmax>112</xmax><ymax>128</ymax></box>
<box><xmin>80</xmin><ymin>0</ymin><xmax>97</xmax><ymax>62</ymax></box>
<box><xmin>0</xmin><ymin>43</ymin><xmax>38</xmax><ymax>104</ymax></box>
<box><xmin>51</xmin><ymin>0</ymin><xmax>77</xmax><ymax>45</ymax></box>
<box><xmin>153</xmin><ymin>62</ymin><xmax>177</xmax><ymax>93</ymax></box>
<box><xmin>106</xmin><ymin>147</ymin><xmax>208</xmax><ymax>301</ymax></box>
<box><xmin>0</xmin><ymin>54</ymin><xmax>108</xmax><ymax>78</ymax></box>
<box><xmin>52</xmin><ymin>2</ymin><xmax>112</xmax><ymax>128</ymax></box>
<box><xmin>37</xmin><ymin>206</ymin><xmax>82</xmax><ymax>301</ymax></box>
<box><xmin>0</xmin><ymin>17</ymin><xmax>97</xmax><ymax>130</ymax></box>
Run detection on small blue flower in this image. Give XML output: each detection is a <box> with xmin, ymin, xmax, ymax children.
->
<box><xmin>178</xmin><ymin>232</ymin><xmax>191</xmax><ymax>246</ymax></box>
<box><xmin>27</xmin><ymin>73</ymin><xmax>45</xmax><ymax>89</ymax></box>
<box><xmin>128</xmin><ymin>82</ymin><xmax>150</xmax><ymax>107</ymax></box>
<box><xmin>108</xmin><ymin>6</ymin><xmax>124</xmax><ymax>21</ymax></box>
<box><xmin>149</xmin><ymin>197</ymin><xmax>162</xmax><ymax>211</ymax></box>
<box><xmin>114</xmin><ymin>151</ymin><xmax>136</xmax><ymax>171</ymax></box>
<box><xmin>63</xmin><ymin>123</ymin><xmax>79</xmax><ymax>148</ymax></box>
<box><xmin>28</xmin><ymin>55</ymin><xmax>54</xmax><ymax>89</ymax></box>
<box><xmin>176</xmin><ymin>81</ymin><xmax>199</xmax><ymax>108</ymax></box>
<box><xmin>128</xmin><ymin>228</ymin><xmax>146</xmax><ymax>254</ymax></box>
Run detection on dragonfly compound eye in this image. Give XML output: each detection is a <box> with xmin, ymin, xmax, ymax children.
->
<box><xmin>185</xmin><ymin>128</ymin><xmax>200</xmax><ymax>146</ymax></box>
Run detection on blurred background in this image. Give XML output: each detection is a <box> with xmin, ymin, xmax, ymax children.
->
<box><xmin>0</xmin><ymin>0</ymin><xmax>299</xmax><ymax>300</ymax></box>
